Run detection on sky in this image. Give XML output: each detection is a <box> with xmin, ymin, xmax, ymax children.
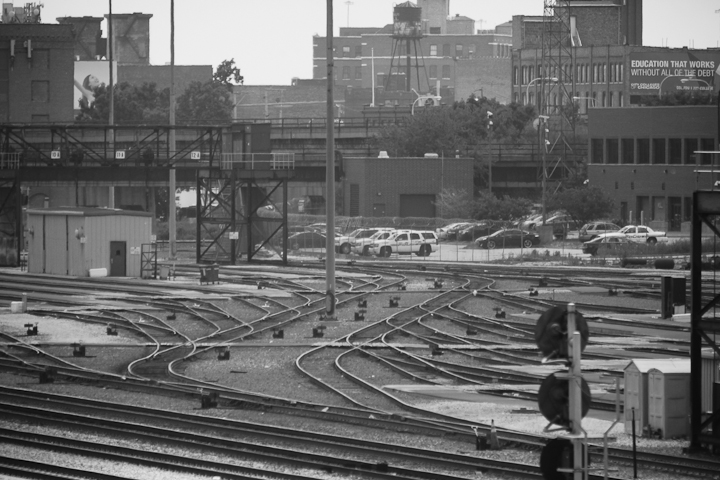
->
<box><xmin>43</xmin><ymin>0</ymin><xmax>720</xmax><ymax>86</ymax></box>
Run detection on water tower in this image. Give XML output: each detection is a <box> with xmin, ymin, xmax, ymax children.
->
<box><xmin>386</xmin><ymin>2</ymin><xmax>429</xmax><ymax>92</ymax></box>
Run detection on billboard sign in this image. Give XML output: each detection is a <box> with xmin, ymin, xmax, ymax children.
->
<box><xmin>74</xmin><ymin>61</ymin><xmax>117</xmax><ymax>106</ymax></box>
<box><xmin>629</xmin><ymin>51</ymin><xmax>720</xmax><ymax>96</ymax></box>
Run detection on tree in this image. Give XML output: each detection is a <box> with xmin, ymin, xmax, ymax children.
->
<box><xmin>175</xmin><ymin>80</ymin><xmax>233</xmax><ymax>124</ymax></box>
<box><xmin>546</xmin><ymin>186</ymin><xmax>615</xmax><ymax>228</ymax></box>
<box><xmin>76</xmin><ymin>82</ymin><xmax>169</xmax><ymax>124</ymax></box>
<box><xmin>213</xmin><ymin>58</ymin><xmax>244</xmax><ymax>86</ymax></box>
<box><xmin>434</xmin><ymin>188</ymin><xmax>475</xmax><ymax>219</ymax></box>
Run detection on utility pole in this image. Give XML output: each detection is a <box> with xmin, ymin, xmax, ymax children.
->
<box><xmin>169</xmin><ymin>0</ymin><xmax>176</xmax><ymax>259</ymax></box>
<box><xmin>108</xmin><ymin>0</ymin><xmax>114</xmax><ymax>208</ymax></box>
<box><xmin>325</xmin><ymin>0</ymin><xmax>336</xmax><ymax>320</ymax></box>
<box><xmin>345</xmin><ymin>0</ymin><xmax>353</xmax><ymax>28</ymax></box>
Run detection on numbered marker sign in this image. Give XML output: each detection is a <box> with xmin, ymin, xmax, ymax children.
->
<box><xmin>50</xmin><ymin>150</ymin><xmax>61</xmax><ymax>160</ymax></box>
<box><xmin>115</xmin><ymin>150</ymin><xmax>126</xmax><ymax>160</ymax></box>
<box><xmin>191</xmin><ymin>151</ymin><xmax>201</xmax><ymax>160</ymax></box>
<box><xmin>229</xmin><ymin>231</ymin><xmax>239</xmax><ymax>240</ymax></box>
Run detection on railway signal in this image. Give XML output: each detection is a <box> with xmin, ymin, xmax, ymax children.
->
<box><xmin>535</xmin><ymin>304</ymin><xmax>590</xmax><ymax>480</ymax></box>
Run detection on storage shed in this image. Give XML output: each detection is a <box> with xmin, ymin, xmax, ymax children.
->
<box><xmin>26</xmin><ymin>207</ymin><xmax>152</xmax><ymax>278</ymax></box>
<box><xmin>624</xmin><ymin>358</ymin><xmax>689</xmax><ymax>435</ymax></box>
<box><xmin>648</xmin><ymin>363</ymin><xmax>691</xmax><ymax>439</ymax></box>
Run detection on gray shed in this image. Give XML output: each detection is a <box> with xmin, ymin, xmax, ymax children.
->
<box><xmin>623</xmin><ymin>358</ymin><xmax>689</xmax><ymax>435</ymax></box>
<box><xmin>648</xmin><ymin>363</ymin><xmax>691</xmax><ymax>439</ymax></box>
<box><xmin>26</xmin><ymin>207</ymin><xmax>152</xmax><ymax>277</ymax></box>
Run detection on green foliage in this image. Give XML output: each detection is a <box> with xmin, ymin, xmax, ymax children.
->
<box><xmin>472</xmin><ymin>191</ymin><xmax>533</xmax><ymax>221</ymax></box>
<box><xmin>547</xmin><ymin>185</ymin><xmax>615</xmax><ymax>227</ymax></box>
<box><xmin>176</xmin><ymin>81</ymin><xmax>233</xmax><ymax>125</ymax></box>
<box><xmin>76</xmin><ymin>82</ymin><xmax>169</xmax><ymax>124</ymax></box>
<box><xmin>434</xmin><ymin>188</ymin><xmax>475</xmax><ymax>219</ymax></box>
<box><xmin>373</xmin><ymin>96</ymin><xmax>537</xmax><ymax>158</ymax></box>
<box><xmin>213</xmin><ymin>58</ymin><xmax>244</xmax><ymax>86</ymax></box>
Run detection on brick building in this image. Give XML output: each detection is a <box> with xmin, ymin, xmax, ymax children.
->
<box><xmin>313</xmin><ymin>0</ymin><xmax>512</xmax><ymax>114</ymax></box>
<box><xmin>343</xmin><ymin>155</ymin><xmax>473</xmax><ymax>217</ymax></box>
<box><xmin>0</xmin><ymin>23</ymin><xmax>75</xmax><ymax>122</ymax></box>
<box><xmin>587</xmin><ymin>105</ymin><xmax>717</xmax><ymax>232</ymax></box>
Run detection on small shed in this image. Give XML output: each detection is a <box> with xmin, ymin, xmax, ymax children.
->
<box><xmin>26</xmin><ymin>207</ymin><xmax>152</xmax><ymax>277</ymax></box>
<box><xmin>623</xmin><ymin>358</ymin><xmax>689</xmax><ymax>435</ymax></box>
<box><xmin>648</xmin><ymin>362</ymin><xmax>691</xmax><ymax>439</ymax></box>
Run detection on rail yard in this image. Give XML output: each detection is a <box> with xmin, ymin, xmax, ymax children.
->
<box><xmin>0</xmin><ymin>260</ymin><xmax>715</xmax><ymax>480</ymax></box>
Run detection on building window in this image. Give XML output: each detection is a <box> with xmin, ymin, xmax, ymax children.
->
<box><xmin>442</xmin><ymin>44</ymin><xmax>451</xmax><ymax>56</ymax></box>
<box><xmin>684</xmin><ymin>138</ymin><xmax>699</xmax><ymax>164</ymax></box>
<box><xmin>607</xmin><ymin>139</ymin><xmax>619</xmax><ymax>164</ymax></box>
<box><xmin>700</xmin><ymin>138</ymin><xmax>715</xmax><ymax>164</ymax></box>
<box><xmin>593</xmin><ymin>64</ymin><xmax>598</xmax><ymax>83</ymax></box>
<box><xmin>429</xmin><ymin>65</ymin><xmax>437</xmax><ymax>79</ymax></box>
<box><xmin>619</xmin><ymin>64</ymin><xmax>623</xmax><ymax>82</ymax></box>
<box><xmin>590</xmin><ymin>139</ymin><xmax>604</xmax><ymax>164</ymax></box>
<box><xmin>455</xmin><ymin>44</ymin><xmax>463</xmax><ymax>57</ymax></box>
<box><xmin>342</xmin><ymin>66</ymin><xmax>350</xmax><ymax>80</ymax></box>
<box><xmin>619</xmin><ymin>92</ymin><xmax>623</xmax><ymax>107</ymax></box>
<box><xmin>668</xmin><ymin>138</ymin><xmax>682</xmax><ymax>164</ymax></box>
<box><xmin>430</xmin><ymin>27</ymin><xmax>441</xmax><ymax>34</ymax></box>
<box><xmin>31</xmin><ymin>81</ymin><xmax>49</xmax><ymax>102</ymax></box>
<box><xmin>637</xmin><ymin>139</ymin><xmax>650</xmax><ymax>164</ymax></box>
<box><xmin>621</xmin><ymin>139</ymin><xmax>634</xmax><ymax>164</ymax></box>
<box><xmin>513</xmin><ymin>66</ymin><xmax>518</xmax><ymax>85</ymax></box>
<box><xmin>355</xmin><ymin>66</ymin><xmax>362</xmax><ymax>80</ymax></box>
<box><xmin>430</xmin><ymin>44</ymin><xmax>437</xmax><ymax>56</ymax></box>
<box><xmin>342</xmin><ymin>46</ymin><xmax>350</xmax><ymax>57</ymax></box>
<box><xmin>442</xmin><ymin>64</ymin><xmax>451</xmax><ymax>79</ymax></box>
<box><xmin>652</xmin><ymin>138</ymin><xmax>666</xmax><ymax>164</ymax></box>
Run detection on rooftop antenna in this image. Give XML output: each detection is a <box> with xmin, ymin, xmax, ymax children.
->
<box><xmin>345</xmin><ymin>0</ymin><xmax>353</xmax><ymax>28</ymax></box>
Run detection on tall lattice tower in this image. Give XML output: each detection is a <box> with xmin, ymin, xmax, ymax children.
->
<box><xmin>386</xmin><ymin>2</ymin><xmax>430</xmax><ymax>92</ymax></box>
<box><xmin>540</xmin><ymin>0</ymin><xmax>579</xmax><ymax>187</ymax></box>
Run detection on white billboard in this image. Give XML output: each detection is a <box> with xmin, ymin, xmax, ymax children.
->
<box><xmin>74</xmin><ymin>60</ymin><xmax>117</xmax><ymax>105</ymax></box>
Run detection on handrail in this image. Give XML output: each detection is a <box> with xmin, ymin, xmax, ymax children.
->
<box><xmin>220</xmin><ymin>152</ymin><xmax>295</xmax><ymax>170</ymax></box>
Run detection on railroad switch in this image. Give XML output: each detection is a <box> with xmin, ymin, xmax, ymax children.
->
<box><xmin>354</xmin><ymin>310</ymin><xmax>366</xmax><ymax>321</ymax></box>
<box><xmin>24</xmin><ymin>323</ymin><xmax>37</xmax><ymax>336</ymax></box>
<box><xmin>608</xmin><ymin>288</ymin><xmax>618</xmax><ymax>296</ymax></box>
<box><xmin>433</xmin><ymin>279</ymin><xmax>444</xmax><ymax>289</ymax></box>
<box><xmin>358</xmin><ymin>299</ymin><xmax>367</xmax><ymax>308</ymax></box>
<box><xmin>72</xmin><ymin>344</ymin><xmax>86</xmax><ymax>357</ymax></box>
<box><xmin>200</xmin><ymin>392</ymin><xmax>219</xmax><ymax>409</ymax></box>
<box><xmin>539</xmin><ymin>276</ymin><xmax>549</xmax><ymax>287</ymax></box>
<box><xmin>466</xmin><ymin>328</ymin><xmax>478</xmax><ymax>336</ymax></box>
<box><xmin>398</xmin><ymin>282</ymin><xmax>407</xmax><ymax>291</ymax></box>
<box><xmin>312</xmin><ymin>325</ymin><xmax>327</xmax><ymax>338</ymax></box>
<box><xmin>494</xmin><ymin>307</ymin><xmax>506</xmax><ymax>319</ymax></box>
<box><xmin>272</xmin><ymin>329</ymin><xmax>284</xmax><ymax>339</ymax></box>
<box><xmin>106</xmin><ymin>324</ymin><xmax>118</xmax><ymax>336</ymax></box>
<box><xmin>39</xmin><ymin>366</ymin><xmax>57</xmax><ymax>384</ymax></box>
<box><xmin>418</xmin><ymin>265</ymin><xmax>427</xmax><ymax>271</ymax></box>
<box><xmin>257</xmin><ymin>281</ymin><xmax>270</xmax><ymax>290</ymax></box>
<box><xmin>389</xmin><ymin>296</ymin><xmax>400</xmax><ymax>308</ymax></box>
<box><xmin>529</xmin><ymin>288</ymin><xmax>539</xmax><ymax>297</ymax></box>
<box><xmin>167</xmin><ymin>312</ymin><xmax>177</xmax><ymax>320</ymax></box>
<box><xmin>217</xmin><ymin>346</ymin><xmax>230</xmax><ymax>361</ymax></box>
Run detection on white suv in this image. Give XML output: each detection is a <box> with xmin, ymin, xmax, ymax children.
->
<box><xmin>351</xmin><ymin>229</ymin><xmax>395</xmax><ymax>256</ymax></box>
<box><xmin>368</xmin><ymin>230</ymin><xmax>438</xmax><ymax>257</ymax></box>
<box><xmin>335</xmin><ymin>228</ymin><xmax>393</xmax><ymax>254</ymax></box>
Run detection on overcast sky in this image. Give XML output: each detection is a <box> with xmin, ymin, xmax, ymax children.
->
<box><xmin>44</xmin><ymin>0</ymin><xmax>720</xmax><ymax>85</ymax></box>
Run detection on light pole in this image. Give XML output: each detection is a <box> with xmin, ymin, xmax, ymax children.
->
<box><xmin>526</xmin><ymin>77</ymin><xmax>558</xmax><ymax>105</ymax></box>
<box><xmin>658</xmin><ymin>75</ymin><xmax>706</xmax><ymax>97</ymax></box>
<box><xmin>572</xmin><ymin>96</ymin><xmax>596</xmax><ymax>113</ymax></box>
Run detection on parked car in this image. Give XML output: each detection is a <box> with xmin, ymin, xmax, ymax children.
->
<box><xmin>335</xmin><ymin>227</ymin><xmax>393</xmax><ymax>254</ymax></box>
<box><xmin>351</xmin><ymin>229</ymin><xmax>396</xmax><ymax>256</ymax></box>
<box><xmin>578</xmin><ymin>222</ymin><xmax>621</xmax><ymax>242</ymax></box>
<box><xmin>438</xmin><ymin>222</ymin><xmax>474</xmax><ymax>241</ymax></box>
<box><xmin>475</xmin><ymin>229</ymin><xmax>540</xmax><ymax>249</ymax></box>
<box><xmin>436</xmin><ymin>222</ymin><xmax>472</xmax><ymax>241</ymax></box>
<box><xmin>457</xmin><ymin>221</ymin><xmax>503</xmax><ymax>241</ymax></box>
<box><xmin>368</xmin><ymin>230</ymin><xmax>438</xmax><ymax>257</ymax></box>
<box><xmin>616</xmin><ymin>225</ymin><xmax>667</xmax><ymax>244</ymax></box>
<box><xmin>288</xmin><ymin>231</ymin><xmax>328</xmax><ymax>250</ymax></box>
<box><xmin>582</xmin><ymin>235</ymin><xmax>633</xmax><ymax>256</ymax></box>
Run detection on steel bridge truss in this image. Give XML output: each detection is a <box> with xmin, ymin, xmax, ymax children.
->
<box><xmin>196</xmin><ymin>168</ymin><xmax>288</xmax><ymax>265</ymax></box>
<box><xmin>0</xmin><ymin>124</ymin><xmax>224</xmax><ymax>167</ymax></box>
<box><xmin>691</xmin><ymin>190</ymin><xmax>720</xmax><ymax>451</ymax></box>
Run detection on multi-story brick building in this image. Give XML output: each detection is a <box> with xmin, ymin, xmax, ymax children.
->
<box><xmin>313</xmin><ymin>0</ymin><xmax>513</xmax><ymax>114</ymax></box>
<box><xmin>0</xmin><ymin>22</ymin><xmax>75</xmax><ymax>122</ymax></box>
<box><xmin>587</xmin><ymin>105</ymin><xmax>717</xmax><ymax>232</ymax></box>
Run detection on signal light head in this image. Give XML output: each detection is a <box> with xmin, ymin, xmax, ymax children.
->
<box><xmin>535</xmin><ymin>305</ymin><xmax>588</xmax><ymax>361</ymax></box>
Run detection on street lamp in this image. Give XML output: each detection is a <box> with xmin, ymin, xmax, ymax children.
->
<box><xmin>526</xmin><ymin>77</ymin><xmax>558</xmax><ymax>105</ymax></box>
<box><xmin>658</xmin><ymin>75</ymin><xmax>708</xmax><ymax>97</ymax></box>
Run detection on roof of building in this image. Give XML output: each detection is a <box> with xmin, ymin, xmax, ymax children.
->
<box><xmin>26</xmin><ymin>207</ymin><xmax>153</xmax><ymax>217</ymax></box>
<box><xmin>624</xmin><ymin>358</ymin><xmax>690</xmax><ymax>373</ymax></box>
